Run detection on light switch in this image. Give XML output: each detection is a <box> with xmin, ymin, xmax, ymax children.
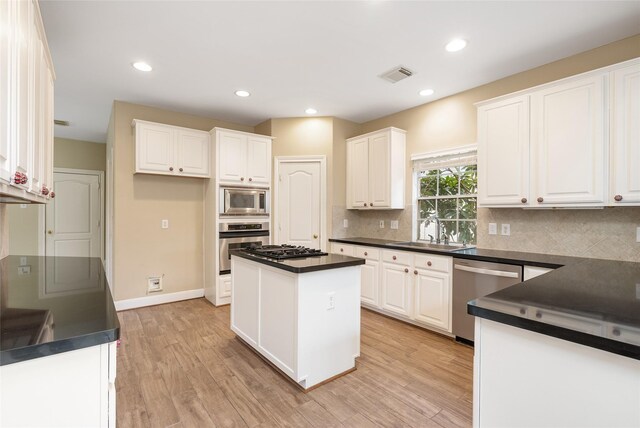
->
<box><xmin>489</xmin><ymin>223</ymin><xmax>497</xmax><ymax>235</ymax></box>
<box><xmin>390</xmin><ymin>220</ymin><xmax>399</xmax><ymax>230</ymax></box>
<box><xmin>379</xmin><ymin>220</ymin><xmax>385</xmax><ymax>229</ymax></box>
<box><xmin>636</xmin><ymin>227</ymin><xmax>640</xmax><ymax>243</ymax></box>
<box><xmin>161</xmin><ymin>219</ymin><xmax>169</xmax><ymax>229</ymax></box>
<box><xmin>343</xmin><ymin>219</ymin><xmax>348</xmax><ymax>228</ymax></box>
<box><xmin>501</xmin><ymin>224</ymin><xmax>511</xmax><ymax>236</ymax></box>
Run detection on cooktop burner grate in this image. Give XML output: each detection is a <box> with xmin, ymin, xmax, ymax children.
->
<box><xmin>243</xmin><ymin>244</ymin><xmax>328</xmax><ymax>260</ymax></box>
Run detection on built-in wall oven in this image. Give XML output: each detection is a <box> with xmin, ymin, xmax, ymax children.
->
<box><xmin>219</xmin><ymin>187</ymin><xmax>269</xmax><ymax>216</ymax></box>
<box><xmin>219</xmin><ymin>222</ymin><xmax>270</xmax><ymax>275</ymax></box>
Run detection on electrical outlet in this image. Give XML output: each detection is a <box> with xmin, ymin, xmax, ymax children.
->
<box><xmin>379</xmin><ymin>220</ymin><xmax>385</xmax><ymax>229</ymax></box>
<box><xmin>501</xmin><ymin>224</ymin><xmax>511</xmax><ymax>236</ymax></box>
<box><xmin>489</xmin><ymin>223</ymin><xmax>497</xmax><ymax>235</ymax></box>
<box><xmin>161</xmin><ymin>219</ymin><xmax>169</xmax><ymax>229</ymax></box>
<box><xmin>148</xmin><ymin>276</ymin><xmax>163</xmax><ymax>293</ymax></box>
<box><xmin>18</xmin><ymin>265</ymin><xmax>31</xmax><ymax>275</ymax></box>
<box><xmin>343</xmin><ymin>219</ymin><xmax>348</xmax><ymax>228</ymax></box>
<box><xmin>390</xmin><ymin>220</ymin><xmax>399</xmax><ymax>230</ymax></box>
<box><xmin>636</xmin><ymin>227</ymin><xmax>640</xmax><ymax>243</ymax></box>
<box><xmin>327</xmin><ymin>292</ymin><xmax>336</xmax><ymax>310</ymax></box>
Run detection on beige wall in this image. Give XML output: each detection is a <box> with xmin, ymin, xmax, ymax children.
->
<box><xmin>111</xmin><ymin>101</ymin><xmax>253</xmax><ymax>301</ymax></box>
<box><xmin>54</xmin><ymin>137</ymin><xmax>106</xmax><ymax>172</ymax></box>
<box><xmin>341</xmin><ymin>34</ymin><xmax>640</xmax><ymax>261</ymax></box>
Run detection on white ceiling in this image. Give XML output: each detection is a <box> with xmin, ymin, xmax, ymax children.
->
<box><xmin>40</xmin><ymin>1</ymin><xmax>640</xmax><ymax>143</ymax></box>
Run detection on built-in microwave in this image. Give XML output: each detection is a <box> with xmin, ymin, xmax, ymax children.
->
<box><xmin>219</xmin><ymin>187</ymin><xmax>269</xmax><ymax>216</ymax></box>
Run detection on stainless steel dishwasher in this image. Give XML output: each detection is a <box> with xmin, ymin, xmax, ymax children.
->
<box><xmin>452</xmin><ymin>259</ymin><xmax>522</xmax><ymax>343</ymax></box>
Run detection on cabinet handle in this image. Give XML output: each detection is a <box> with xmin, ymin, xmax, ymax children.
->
<box><xmin>614</xmin><ymin>195</ymin><xmax>623</xmax><ymax>202</ymax></box>
<box><xmin>179</xmin><ymin>168</ymin><xmax>183</xmax><ymax>172</ymax></box>
<box><xmin>413</xmin><ymin>270</ymin><xmax>418</xmax><ymax>275</ymax></box>
<box><xmin>369</xmin><ymin>203</ymin><xmax>373</xmax><ymax>207</ymax></box>
<box><xmin>427</xmin><ymin>261</ymin><xmax>432</xmax><ymax>267</ymax></box>
<box><xmin>249</xmin><ymin>178</ymin><xmax>253</xmax><ymax>182</ymax></box>
<box><xmin>169</xmin><ymin>167</ymin><xmax>174</xmax><ymax>172</ymax></box>
<box><xmin>537</xmin><ymin>197</ymin><xmax>543</xmax><ymax>203</ymax></box>
<box><xmin>521</xmin><ymin>197</ymin><xmax>527</xmax><ymax>204</ymax></box>
<box><xmin>240</xmin><ymin>177</ymin><xmax>245</xmax><ymax>181</ymax></box>
<box><xmin>364</xmin><ymin>252</ymin><xmax>368</xmax><ymax>256</ymax></box>
<box><xmin>392</xmin><ymin>255</ymin><xmax>397</xmax><ymax>260</ymax></box>
<box><xmin>404</xmin><ymin>268</ymin><xmax>409</xmax><ymax>273</ymax></box>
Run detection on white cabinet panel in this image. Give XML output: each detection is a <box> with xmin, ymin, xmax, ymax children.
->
<box><xmin>611</xmin><ymin>62</ymin><xmax>640</xmax><ymax>205</ymax></box>
<box><xmin>230</xmin><ymin>258</ymin><xmax>260</xmax><ymax>347</ymax></box>
<box><xmin>347</xmin><ymin>137</ymin><xmax>369</xmax><ymax>209</ymax></box>
<box><xmin>368</xmin><ymin>132</ymin><xmax>390</xmax><ymax>207</ymax></box>
<box><xmin>219</xmin><ymin>274</ymin><xmax>232</xmax><ymax>298</ymax></box>
<box><xmin>216</xmin><ymin>129</ymin><xmax>272</xmax><ymax>186</ymax></box>
<box><xmin>177</xmin><ymin>129</ymin><xmax>209</xmax><ymax>177</ymax></box>
<box><xmin>218</xmin><ymin>130</ymin><xmax>247</xmax><ymax>182</ymax></box>
<box><xmin>247</xmin><ymin>136</ymin><xmax>271</xmax><ymax>185</ymax></box>
<box><xmin>360</xmin><ymin>259</ymin><xmax>379</xmax><ymax>307</ymax></box>
<box><xmin>381</xmin><ymin>262</ymin><xmax>412</xmax><ymax>318</ymax></box>
<box><xmin>414</xmin><ymin>269</ymin><xmax>450</xmax><ymax>331</ymax></box>
<box><xmin>136</xmin><ymin>122</ymin><xmax>174</xmax><ymax>174</ymax></box>
<box><xmin>330</xmin><ymin>243</ymin><xmax>354</xmax><ymax>256</ymax></box>
<box><xmin>478</xmin><ymin>95</ymin><xmax>530</xmax><ymax>207</ymax></box>
<box><xmin>0</xmin><ymin>0</ymin><xmax>11</xmax><ymax>184</ymax></box>
<box><xmin>13</xmin><ymin>0</ymin><xmax>32</xmax><ymax>188</ymax></box>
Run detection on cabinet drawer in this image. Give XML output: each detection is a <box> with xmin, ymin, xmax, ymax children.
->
<box><xmin>331</xmin><ymin>243</ymin><xmax>355</xmax><ymax>256</ymax></box>
<box><xmin>382</xmin><ymin>250</ymin><xmax>412</xmax><ymax>265</ymax></box>
<box><xmin>355</xmin><ymin>246</ymin><xmax>380</xmax><ymax>260</ymax></box>
<box><xmin>414</xmin><ymin>254</ymin><xmax>452</xmax><ymax>273</ymax></box>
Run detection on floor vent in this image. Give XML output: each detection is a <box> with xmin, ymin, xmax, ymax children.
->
<box><xmin>380</xmin><ymin>66</ymin><xmax>414</xmax><ymax>83</ymax></box>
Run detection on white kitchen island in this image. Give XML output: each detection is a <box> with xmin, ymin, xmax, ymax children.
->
<box><xmin>230</xmin><ymin>250</ymin><xmax>365</xmax><ymax>390</ymax></box>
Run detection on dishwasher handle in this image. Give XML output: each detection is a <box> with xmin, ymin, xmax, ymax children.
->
<box><xmin>454</xmin><ymin>264</ymin><xmax>520</xmax><ymax>278</ymax></box>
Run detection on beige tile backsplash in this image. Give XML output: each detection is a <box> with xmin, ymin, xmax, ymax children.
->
<box><xmin>332</xmin><ymin>205</ymin><xmax>640</xmax><ymax>262</ymax></box>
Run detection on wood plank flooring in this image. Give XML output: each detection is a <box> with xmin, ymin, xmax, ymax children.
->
<box><xmin>116</xmin><ymin>298</ymin><xmax>473</xmax><ymax>428</ymax></box>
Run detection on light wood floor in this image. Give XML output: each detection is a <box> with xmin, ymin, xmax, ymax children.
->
<box><xmin>116</xmin><ymin>298</ymin><xmax>473</xmax><ymax>428</ymax></box>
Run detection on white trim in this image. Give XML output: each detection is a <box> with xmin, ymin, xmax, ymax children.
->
<box><xmin>273</xmin><ymin>155</ymin><xmax>327</xmax><ymax>251</ymax></box>
<box><xmin>346</xmin><ymin>126</ymin><xmax>406</xmax><ymax>142</ymax></box>
<box><xmin>114</xmin><ymin>288</ymin><xmax>205</xmax><ymax>311</ymax></box>
<box><xmin>37</xmin><ymin>205</ymin><xmax>45</xmax><ymax>255</ymax></box>
<box><xmin>411</xmin><ymin>144</ymin><xmax>478</xmax><ymax>161</ymax></box>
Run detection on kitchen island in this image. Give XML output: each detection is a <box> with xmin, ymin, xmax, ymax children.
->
<box><xmin>230</xmin><ymin>249</ymin><xmax>365</xmax><ymax>390</ymax></box>
<box><xmin>0</xmin><ymin>255</ymin><xmax>120</xmax><ymax>427</ymax></box>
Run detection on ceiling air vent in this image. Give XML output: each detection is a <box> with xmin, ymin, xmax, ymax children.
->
<box><xmin>54</xmin><ymin>119</ymin><xmax>70</xmax><ymax>126</ymax></box>
<box><xmin>380</xmin><ymin>66</ymin><xmax>414</xmax><ymax>83</ymax></box>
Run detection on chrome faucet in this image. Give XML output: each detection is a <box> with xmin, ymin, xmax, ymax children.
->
<box><xmin>427</xmin><ymin>215</ymin><xmax>442</xmax><ymax>244</ymax></box>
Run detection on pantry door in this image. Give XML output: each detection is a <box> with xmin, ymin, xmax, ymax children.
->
<box><xmin>45</xmin><ymin>169</ymin><xmax>103</xmax><ymax>258</ymax></box>
<box><xmin>275</xmin><ymin>157</ymin><xmax>326</xmax><ymax>250</ymax></box>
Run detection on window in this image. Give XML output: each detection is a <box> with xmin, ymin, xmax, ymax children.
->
<box><xmin>414</xmin><ymin>147</ymin><xmax>477</xmax><ymax>244</ymax></box>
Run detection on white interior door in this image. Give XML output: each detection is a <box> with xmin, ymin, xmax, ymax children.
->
<box><xmin>46</xmin><ymin>171</ymin><xmax>102</xmax><ymax>258</ymax></box>
<box><xmin>277</xmin><ymin>159</ymin><xmax>323</xmax><ymax>249</ymax></box>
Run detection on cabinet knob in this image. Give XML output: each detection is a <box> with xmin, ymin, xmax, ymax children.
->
<box><xmin>363</xmin><ymin>202</ymin><xmax>367</xmax><ymax>207</ymax></box>
<box><xmin>47</xmin><ymin>230</ymin><xmax>53</xmax><ymax>235</ymax></box>
<box><xmin>340</xmin><ymin>248</ymin><xmax>344</xmax><ymax>252</ymax></box>
<box><xmin>521</xmin><ymin>197</ymin><xmax>527</xmax><ymax>204</ymax></box>
<box><xmin>369</xmin><ymin>203</ymin><xmax>373</xmax><ymax>207</ymax></box>
<box><xmin>413</xmin><ymin>270</ymin><xmax>418</xmax><ymax>275</ymax></box>
<box><xmin>169</xmin><ymin>167</ymin><xmax>174</xmax><ymax>172</ymax></box>
<box><xmin>50</xmin><ymin>192</ymin><xmax>55</xmax><ymax>198</ymax></box>
<box><xmin>41</xmin><ymin>186</ymin><xmax>49</xmax><ymax>196</ymax></box>
<box><xmin>537</xmin><ymin>197</ymin><xmax>543</xmax><ymax>203</ymax></box>
<box><xmin>179</xmin><ymin>168</ymin><xmax>183</xmax><ymax>172</ymax></box>
<box><xmin>392</xmin><ymin>255</ymin><xmax>397</xmax><ymax>260</ymax></box>
<box><xmin>240</xmin><ymin>177</ymin><xmax>245</xmax><ymax>181</ymax></box>
<box><xmin>427</xmin><ymin>261</ymin><xmax>432</xmax><ymax>267</ymax></box>
<box><xmin>249</xmin><ymin>178</ymin><xmax>253</xmax><ymax>182</ymax></box>
<box><xmin>404</xmin><ymin>268</ymin><xmax>409</xmax><ymax>273</ymax></box>
<box><xmin>364</xmin><ymin>252</ymin><xmax>368</xmax><ymax>256</ymax></box>
<box><xmin>614</xmin><ymin>195</ymin><xmax>623</xmax><ymax>202</ymax></box>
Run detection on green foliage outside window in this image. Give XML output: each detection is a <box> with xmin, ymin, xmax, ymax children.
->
<box><xmin>417</xmin><ymin>165</ymin><xmax>477</xmax><ymax>244</ymax></box>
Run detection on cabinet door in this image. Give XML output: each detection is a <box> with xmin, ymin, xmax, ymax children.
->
<box><xmin>136</xmin><ymin>122</ymin><xmax>175</xmax><ymax>174</ymax></box>
<box><xmin>246</xmin><ymin>136</ymin><xmax>270</xmax><ymax>185</ymax></box>
<box><xmin>231</xmin><ymin>258</ymin><xmax>260</xmax><ymax>347</ymax></box>
<box><xmin>330</xmin><ymin>243</ymin><xmax>354</xmax><ymax>256</ymax></box>
<box><xmin>28</xmin><ymin>36</ymin><xmax>44</xmax><ymax>195</ymax></box>
<box><xmin>360</xmin><ymin>259</ymin><xmax>380</xmax><ymax>307</ymax></box>
<box><xmin>611</xmin><ymin>63</ymin><xmax>640</xmax><ymax>205</ymax></box>
<box><xmin>532</xmin><ymin>75</ymin><xmax>606</xmax><ymax>206</ymax></box>
<box><xmin>368</xmin><ymin>132</ymin><xmax>391</xmax><ymax>208</ymax></box>
<box><xmin>12</xmin><ymin>0</ymin><xmax>32</xmax><ymax>188</ymax></box>
<box><xmin>0</xmin><ymin>0</ymin><xmax>12</xmax><ymax>184</ymax></box>
<box><xmin>218</xmin><ymin>131</ymin><xmax>247</xmax><ymax>183</ymax></box>
<box><xmin>478</xmin><ymin>96</ymin><xmax>530</xmax><ymax>207</ymax></box>
<box><xmin>43</xmin><ymin>65</ymin><xmax>54</xmax><ymax>194</ymax></box>
<box><xmin>381</xmin><ymin>262</ymin><xmax>412</xmax><ymax>318</ymax></box>
<box><xmin>219</xmin><ymin>274</ymin><xmax>232</xmax><ymax>298</ymax></box>
<box><xmin>347</xmin><ymin>137</ymin><xmax>369</xmax><ymax>209</ymax></box>
<box><xmin>176</xmin><ymin>129</ymin><xmax>210</xmax><ymax>177</ymax></box>
<box><xmin>414</xmin><ymin>268</ymin><xmax>451</xmax><ymax>331</ymax></box>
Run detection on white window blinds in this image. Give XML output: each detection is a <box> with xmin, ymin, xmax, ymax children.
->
<box><xmin>412</xmin><ymin>145</ymin><xmax>477</xmax><ymax>171</ymax></box>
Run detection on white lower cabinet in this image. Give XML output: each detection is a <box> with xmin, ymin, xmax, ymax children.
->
<box><xmin>414</xmin><ymin>268</ymin><xmax>451</xmax><ymax>331</ymax></box>
<box><xmin>355</xmin><ymin>247</ymin><xmax>380</xmax><ymax>307</ymax></box>
<box><xmin>381</xmin><ymin>258</ymin><xmax>413</xmax><ymax>318</ymax></box>
<box><xmin>219</xmin><ymin>274</ymin><xmax>232</xmax><ymax>298</ymax></box>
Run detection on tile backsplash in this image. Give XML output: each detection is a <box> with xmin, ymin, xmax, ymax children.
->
<box><xmin>332</xmin><ymin>205</ymin><xmax>413</xmax><ymax>241</ymax></box>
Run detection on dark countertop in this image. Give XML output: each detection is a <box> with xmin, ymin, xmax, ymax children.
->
<box><xmin>230</xmin><ymin>250</ymin><xmax>365</xmax><ymax>274</ymax></box>
<box><xmin>1</xmin><ymin>256</ymin><xmax>120</xmax><ymax>366</ymax></box>
<box><xmin>329</xmin><ymin>237</ymin><xmax>640</xmax><ymax>359</ymax></box>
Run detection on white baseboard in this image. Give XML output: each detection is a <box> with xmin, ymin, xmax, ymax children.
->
<box><xmin>115</xmin><ymin>288</ymin><xmax>204</xmax><ymax>311</ymax></box>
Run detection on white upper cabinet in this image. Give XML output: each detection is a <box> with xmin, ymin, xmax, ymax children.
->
<box><xmin>346</xmin><ymin>127</ymin><xmax>406</xmax><ymax>210</ymax></box>
<box><xmin>531</xmin><ymin>75</ymin><xmax>606</xmax><ymax>206</ymax></box>
<box><xmin>610</xmin><ymin>61</ymin><xmax>640</xmax><ymax>205</ymax></box>
<box><xmin>133</xmin><ymin>120</ymin><xmax>210</xmax><ymax>178</ymax></box>
<box><xmin>478</xmin><ymin>58</ymin><xmax>639</xmax><ymax>208</ymax></box>
<box><xmin>214</xmin><ymin>128</ymin><xmax>272</xmax><ymax>187</ymax></box>
<box><xmin>0</xmin><ymin>0</ymin><xmax>55</xmax><ymax>202</ymax></box>
<box><xmin>478</xmin><ymin>95</ymin><xmax>530</xmax><ymax>207</ymax></box>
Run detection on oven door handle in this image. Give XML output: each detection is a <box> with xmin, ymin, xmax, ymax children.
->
<box><xmin>454</xmin><ymin>264</ymin><xmax>520</xmax><ymax>278</ymax></box>
<box><xmin>219</xmin><ymin>231</ymin><xmax>270</xmax><ymax>239</ymax></box>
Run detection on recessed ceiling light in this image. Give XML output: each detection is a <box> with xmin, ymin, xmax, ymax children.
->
<box><xmin>305</xmin><ymin>108</ymin><xmax>317</xmax><ymax>115</ymax></box>
<box><xmin>132</xmin><ymin>61</ymin><xmax>152</xmax><ymax>72</ymax></box>
<box><xmin>235</xmin><ymin>90</ymin><xmax>250</xmax><ymax>97</ymax></box>
<box><xmin>445</xmin><ymin>39</ymin><xmax>467</xmax><ymax>53</ymax></box>
<box><xmin>419</xmin><ymin>89</ymin><xmax>435</xmax><ymax>97</ymax></box>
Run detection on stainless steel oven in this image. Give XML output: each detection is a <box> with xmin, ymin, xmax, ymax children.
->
<box><xmin>219</xmin><ymin>221</ymin><xmax>270</xmax><ymax>274</ymax></box>
<box><xmin>220</xmin><ymin>187</ymin><xmax>269</xmax><ymax>216</ymax></box>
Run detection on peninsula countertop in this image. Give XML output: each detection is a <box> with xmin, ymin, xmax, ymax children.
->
<box><xmin>0</xmin><ymin>255</ymin><xmax>120</xmax><ymax>366</ymax></box>
<box><xmin>329</xmin><ymin>237</ymin><xmax>640</xmax><ymax>359</ymax></box>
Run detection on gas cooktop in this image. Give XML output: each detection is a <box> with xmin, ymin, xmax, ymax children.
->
<box><xmin>243</xmin><ymin>244</ymin><xmax>328</xmax><ymax>260</ymax></box>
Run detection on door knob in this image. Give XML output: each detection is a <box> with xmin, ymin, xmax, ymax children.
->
<box><xmin>47</xmin><ymin>230</ymin><xmax>53</xmax><ymax>235</ymax></box>
<box><xmin>313</xmin><ymin>234</ymin><xmax>318</xmax><ymax>239</ymax></box>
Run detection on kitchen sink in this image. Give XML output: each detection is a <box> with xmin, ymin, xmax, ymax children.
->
<box><xmin>387</xmin><ymin>241</ymin><xmax>474</xmax><ymax>252</ymax></box>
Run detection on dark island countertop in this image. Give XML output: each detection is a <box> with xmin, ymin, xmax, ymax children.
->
<box><xmin>329</xmin><ymin>237</ymin><xmax>640</xmax><ymax>359</ymax></box>
<box><xmin>230</xmin><ymin>250</ymin><xmax>365</xmax><ymax>274</ymax></box>
<box><xmin>1</xmin><ymin>256</ymin><xmax>120</xmax><ymax>366</ymax></box>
